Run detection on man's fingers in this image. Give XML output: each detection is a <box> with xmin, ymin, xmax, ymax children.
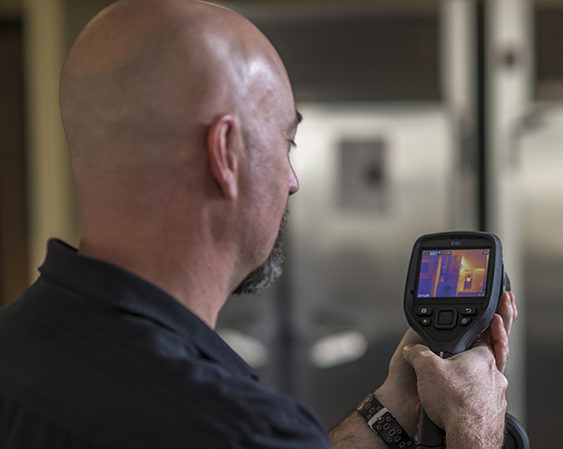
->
<box><xmin>474</xmin><ymin>314</ymin><xmax>509</xmax><ymax>372</ymax></box>
<box><xmin>497</xmin><ymin>291</ymin><xmax>516</xmax><ymax>336</ymax></box>
<box><xmin>510</xmin><ymin>291</ymin><xmax>518</xmax><ymax>321</ymax></box>
<box><xmin>489</xmin><ymin>314</ymin><xmax>509</xmax><ymax>372</ymax></box>
<box><xmin>402</xmin><ymin>344</ymin><xmax>440</xmax><ymax>373</ymax></box>
<box><xmin>473</xmin><ymin>290</ymin><xmax>517</xmax><ymax>372</ymax></box>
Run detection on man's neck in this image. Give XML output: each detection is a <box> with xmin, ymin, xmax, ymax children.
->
<box><xmin>78</xmin><ymin>234</ymin><xmax>232</xmax><ymax>329</ymax></box>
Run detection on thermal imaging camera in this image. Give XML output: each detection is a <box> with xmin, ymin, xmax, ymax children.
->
<box><xmin>404</xmin><ymin>231</ymin><xmax>504</xmax><ymax>357</ymax></box>
<box><xmin>403</xmin><ymin>231</ymin><xmax>528</xmax><ymax>449</ymax></box>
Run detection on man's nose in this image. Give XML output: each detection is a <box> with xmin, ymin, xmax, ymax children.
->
<box><xmin>289</xmin><ymin>165</ymin><xmax>299</xmax><ymax>195</ymax></box>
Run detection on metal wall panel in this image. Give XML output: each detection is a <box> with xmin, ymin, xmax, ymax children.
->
<box><xmin>285</xmin><ymin>105</ymin><xmax>454</xmax><ymax>424</ymax></box>
<box><xmin>518</xmin><ymin>108</ymin><xmax>563</xmax><ymax>447</ymax></box>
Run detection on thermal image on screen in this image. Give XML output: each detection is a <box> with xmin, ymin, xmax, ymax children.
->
<box><xmin>416</xmin><ymin>249</ymin><xmax>490</xmax><ymax>298</ymax></box>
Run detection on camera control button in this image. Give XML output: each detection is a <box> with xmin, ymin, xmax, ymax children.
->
<box><xmin>461</xmin><ymin>306</ymin><xmax>477</xmax><ymax>316</ymax></box>
<box><xmin>460</xmin><ymin>317</ymin><xmax>472</xmax><ymax>326</ymax></box>
<box><xmin>420</xmin><ymin>317</ymin><xmax>431</xmax><ymax>326</ymax></box>
<box><xmin>434</xmin><ymin>309</ymin><xmax>457</xmax><ymax>329</ymax></box>
<box><xmin>416</xmin><ymin>306</ymin><xmax>432</xmax><ymax>316</ymax></box>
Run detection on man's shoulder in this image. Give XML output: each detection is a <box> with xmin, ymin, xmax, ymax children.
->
<box><xmin>0</xmin><ymin>394</ymin><xmax>93</xmax><ymax>449</ymax></box>
<box><xmin>0</xmin><ymin>282</ymin><xmax>331</xmax><ymax>449</ymax></box>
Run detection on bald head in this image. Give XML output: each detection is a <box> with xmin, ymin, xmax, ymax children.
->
<box><xmin>61</xmin><ymin>0</ymin><xmax>292</xmax><ymax>175</ymax></box>
<box><xmin>60</xmin><ymin>0</ymin><xmax>300</xmax><ymax>320</ymax></box>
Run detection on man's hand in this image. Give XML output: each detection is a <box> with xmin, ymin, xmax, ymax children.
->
<box><xmin>373</xmin><ymin>289</ymin><xmax>516</xmax><ymax>437</ymax></box>
<box><xmin>400</xmin><ymin>290</ymin><xmax>517</xmax><ymax>448</ymax></box>
<box><xmin>330</xmin><ymin>291</ymin><xmax>517</xmax><ymax>449</ymax></box>
<box><xmin>402</xmin><ymin>343</ymin><xmax>508</xmax><ymax>448</ymax></box>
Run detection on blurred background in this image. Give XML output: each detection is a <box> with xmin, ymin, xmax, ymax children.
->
<box><xmin>1</xmin><ymin>0</ymin><xmax>562</xmax><ymax>446</ymax></box>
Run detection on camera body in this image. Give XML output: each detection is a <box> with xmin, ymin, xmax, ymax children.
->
<box><xmin>403</xmin><ymin>231</ymin><xmax>529</xmax><ymax>449</ymax></box>
<box><xmin>404</xmin><ymin>231</ymin><xmax>504</xmax><ymax>356</ymax></box>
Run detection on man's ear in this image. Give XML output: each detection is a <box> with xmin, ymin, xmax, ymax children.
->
<box><xmin>207</xmin><ymin>114</ymin><xmax>240</xmax><ymax>199</ymax></box>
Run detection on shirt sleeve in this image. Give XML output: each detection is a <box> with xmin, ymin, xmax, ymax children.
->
<box><xmin>240</xmin><ymin>394</ymin><xmax>334</xmax><ymax>449</ymax></box>
<box><xmin>196</xmin><ymin>373</ymin><xmax>334</xmax><ymax>449</ymax></box>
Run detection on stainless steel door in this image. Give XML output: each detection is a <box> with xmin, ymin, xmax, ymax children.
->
<box><xmin>518</xmin><ymin>108</ymin><xmax>563</xmax><ymax>447</ymax></box>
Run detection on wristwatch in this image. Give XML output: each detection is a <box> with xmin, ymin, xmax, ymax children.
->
<box><xmin>357</xmin><ymin>393</ymin><xmax>415</xmax><ymax>449</ymax></box>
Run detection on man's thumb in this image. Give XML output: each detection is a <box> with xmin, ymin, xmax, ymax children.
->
<box><xmin>402</xmin><ymin>343</ymin><xmax>434</xmax><ymax>370</ymax></box>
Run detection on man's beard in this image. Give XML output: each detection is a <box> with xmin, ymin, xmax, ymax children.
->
<box><xmin>233</xmin><ymin>208</ymin><xmax>288</xmax><ymax>295</ymax></box>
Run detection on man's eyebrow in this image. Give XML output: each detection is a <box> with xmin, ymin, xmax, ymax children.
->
<box><xmin>287</xmin><ymin>110</ymin><xmax>303</xmax><ymax>134</ymax></box>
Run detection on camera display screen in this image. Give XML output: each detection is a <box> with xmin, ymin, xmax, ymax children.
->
<box><xmin>416</xmin><ymin>248</ymin><xmax>490</xmax><ymax>298</ymax></box>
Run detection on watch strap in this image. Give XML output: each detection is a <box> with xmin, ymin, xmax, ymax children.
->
<box><xmin>357</xmin><ymin>393</ymin><xmax>415</xmax><ymax>449</ymax></box>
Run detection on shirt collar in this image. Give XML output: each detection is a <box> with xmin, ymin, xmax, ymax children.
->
<box><xmin>39</xmin><ymin>239</ymin><xmax>255</xmax><ymax>380</ymax></box>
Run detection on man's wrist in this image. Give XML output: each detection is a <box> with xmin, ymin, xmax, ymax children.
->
<box><xmin>329</xmin><ymin>386</ymin><xmax>418</xmax><ymax>449</ymax></box>
<box><xmin>329</xmin><ymin>409</ymin><xmax>389</xmax><ymax>449</ymax></box>
<box><xmin>374</xmin><ymin>384</ymin><xmax>418</xmax><ymax>437</ymax></box>
<box><xmin>356</xmin><ymin>393</ymin><xmax>415</xmax><ymax>449</ymax></box>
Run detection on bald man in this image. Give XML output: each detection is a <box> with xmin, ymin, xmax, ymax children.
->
<box><xmin>0</xmin><ymin>1</ymin><xmax>517</xmax><ymax>448</ymax></box>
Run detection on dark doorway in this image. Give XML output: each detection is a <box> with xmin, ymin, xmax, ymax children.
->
<box><xmin>0</xmin><ymin>20</ymin><xmax>28</xmax><ymax>305</ymax></box>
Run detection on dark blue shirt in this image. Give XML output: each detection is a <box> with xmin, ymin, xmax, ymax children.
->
<box><xmin>0</xmin><ymin>240</ymin><xmax>333</xmax><ymax>449</ymax></box>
